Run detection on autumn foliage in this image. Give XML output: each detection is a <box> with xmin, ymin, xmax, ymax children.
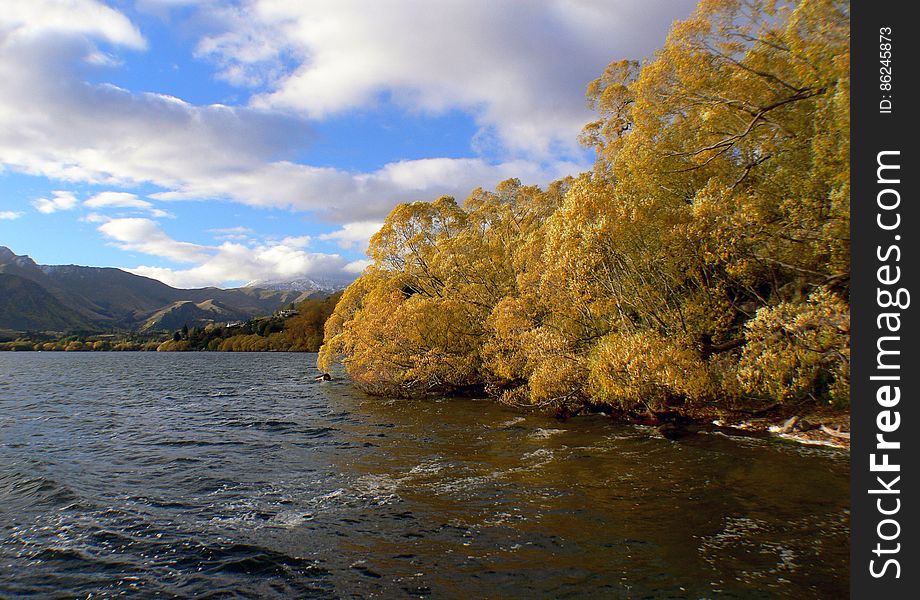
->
<box><xmin>319</xmin><ymin>0</ymin><xmax>850</xmax><ymax>413</ymax></box>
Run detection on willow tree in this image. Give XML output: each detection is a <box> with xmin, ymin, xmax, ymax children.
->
<box><xmin>319</xmin><ymin>0</ymin><xmax>850</xmax><ymax>410</ymax></box>
<box><xmin>568</xmin><ymin>0</ymin><xmax>850</xmax><ymax>407</ymax></box>
<box><xmin>318</xmin><ymin>184</ymin><xmax>568</xmax><ymax>396</ymax></box>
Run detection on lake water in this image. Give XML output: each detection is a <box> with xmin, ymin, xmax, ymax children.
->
<box><xmin>0</xmin><ymin>352</ymin><xmax>849</xmax><ymax>598</ymax></box>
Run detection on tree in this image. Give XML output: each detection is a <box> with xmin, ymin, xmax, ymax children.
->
<box><xmin>317</xmin><ymin>0</ymin><xmax>850</xmax><ymax>413</ymax></box>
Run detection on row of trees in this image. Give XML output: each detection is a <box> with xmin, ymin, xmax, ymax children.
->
<box><xmin>0</xmin><ymin>339</ymin><xmax>160</xmax><ymax>351</ymax></box>
<box><xmin>319</xmin><ymin>0</ymin><xmax>850</xmax><ymax>415</ymax></box>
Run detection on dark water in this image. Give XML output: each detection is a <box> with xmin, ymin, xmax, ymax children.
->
<box><xmin>0</xmin><ymin>352</ymin><xmax>848</xmax><ymax>598</ymax></box>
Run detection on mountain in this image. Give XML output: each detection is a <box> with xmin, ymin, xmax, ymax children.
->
<box><xmin>141</xmin><ymin>299</ymin><xmax>244</xmax><ymax>332</ymax></box>
<box><xmin>0</xmin><ymin>246</ymin><xmax>346</xmax><ymax>334</ymax></box>
<box><xmin>0</xmin><ymin>273</ymin><xmax>94</xmax><ymax>331</ymax></box>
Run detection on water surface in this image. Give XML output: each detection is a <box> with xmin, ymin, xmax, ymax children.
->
<box><xmin>0</xmin><ymin>352</ymin><xmax>849</xmax><ymax>598</ymax></box>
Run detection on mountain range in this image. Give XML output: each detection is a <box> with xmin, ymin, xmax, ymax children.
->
<box><xmin>245</xmin><ymin>275</ymin><xmax>355</xmax><ymax>293</ymax></box>
<box><xmin>0</xmin><ymin>246</ymin><xmax>351</xmax><ymax>334</ymax></box>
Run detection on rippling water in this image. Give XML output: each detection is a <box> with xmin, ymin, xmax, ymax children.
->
<box><xmin>0</xmin><ymin>352</ymin><xmax>848</xmax><ymax>598</ymax></box>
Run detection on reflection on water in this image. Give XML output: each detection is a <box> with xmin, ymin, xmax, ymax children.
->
<box><xmin>0</xmin><ymin>352</ymin><xmax>848</xmax><ymax>598</ymax></box>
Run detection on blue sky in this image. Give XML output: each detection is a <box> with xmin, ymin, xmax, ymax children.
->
<box><xmin>0</xmin><ymin>0</ymin><xmax>696</xmax><ymax>288</ymax></box>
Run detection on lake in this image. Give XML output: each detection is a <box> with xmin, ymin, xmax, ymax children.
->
<box><xmin>0</xmin><ymin>352</ymin><xmax>849</xmax><ymax>598</ymax></box>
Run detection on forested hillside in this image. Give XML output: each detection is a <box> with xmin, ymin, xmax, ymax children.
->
<box><xmin>318</xmin><ymin>0</ymin><xmax>850</xmax><ymax>415</ymax></box>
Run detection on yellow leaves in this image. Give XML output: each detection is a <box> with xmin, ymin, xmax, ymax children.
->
<box><xmin>579</xmin><ymin>60</ymin><xmax>640</xmax><ymax>159</ymax></box>
<box><xmin>588</xmin><ymin>331</ymin><xmax>714</xmax><ymax>410</ymax></box>
<box><xmin>318</xmin><ymin>273</ymin><xmax>384</xmax><ymax>371</ymax></box>
<box><xmin>526</xmin><ymin>356</ymin><xmax>588</xmax><ymax>408</ymax></box>
<box><xmin>318</xmin><ymin>0</ymin><xmax>850</xmax><ymax>411</ymax></box>
<box><xmin>738</xmin><ymin>287</ymin><xmax>849</xmax><ymax>403</ymax></box>
<box><xmin>319</xmin><ymin>182</ymin><xmax>567</xmax><ymax>396</ymax></box>
<box><xmin>602</xmin><ymin>0</ymin><xmax>849</xmax><ymax>222</ymax></box>
<box><xmin>368</xmin><ymin>196</ymin><xmax>467</xmax><ymax>282</ymax></box>
<box><xmin>156</xmin><ymin>340</ymin><xmax>189</xmax><ymax>352</ymax></box>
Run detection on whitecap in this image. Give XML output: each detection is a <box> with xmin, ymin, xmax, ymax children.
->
<box><xmin>529</xmin><ymin>428</ymin><xmax>566</xmax><ymax>439</ymax></box>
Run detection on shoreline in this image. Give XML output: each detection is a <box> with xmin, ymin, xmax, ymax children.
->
<box><xmin>552</xmin><ymin>402</ymin><xmax>851</xmax><ymax>450</ymax></box>
<box><xmin>712</xmin><ymin>416</ymin><xmax>850</xmax><ymax>450</ymax></box>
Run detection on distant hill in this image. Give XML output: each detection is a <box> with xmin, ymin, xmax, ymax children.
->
<box><xmin>141</xmin><ymin>299</ymin><xmax>243</xmax><ymax>331</ymax></box>
<box><xmin>0</xmin><ymin>246</ymin><xmax>351</xmax><ymax>334</ymax></box>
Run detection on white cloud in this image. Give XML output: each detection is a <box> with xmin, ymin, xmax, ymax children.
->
<box><xmin>145</xmin><ymin>156</ymin><xmax>584</xmax><ymax>222</ymax></box>
<box><xmin>209</xmin><ymin>226</ymin><xmax>254</xmax><ymax>241</ymax></box>
<box><xmin>84</xmin><ymin>191</ymin><xmax>151</xmax><ymax>209</ymax></box>
<box><xmin>0</xmin><ymin>210</ymin><xmax>23</xmax><ymax>220</ymax></box>
<box><xmin>84</xmin><ymin>50</ymin><xmax>123</xmax><ymax>67</ymax></box>
<box><xmin>81</xmin><ymin>212</ymin><xmax>109</xmax><ymax>223</ymax></box>
<box><xmin>197</xmin><ymin>0</ymin><xmax>696</xmax><ymax>157</ymax></box>
<box><xmin>0</xmin><ymin>10</ymin><xmax>582</xmax><ymax>224</ymax></box>
<box><xmin>98</xmin><ymin>217</ymin><xmax>210</xmax><ymax>263</ymax></box>
<box><xmin>319</xmin><ymin>220</ymin><xmax>383</xmax><ymax>250</ymax></box>
<box><xmin>274</xmin><ymin>235</ymin><xmax>311</xmax><ymax>248</ymax></box>
<box><xmin>127</xmin><ymin>240</ymin><xmax>350</xmax><ymax>289</ymax></box>
<box><xmin>0</xmin><ymin>0</ymin><xmax>695</xmax><ymax>247</ymax></box>
<box><xmin>149</xmin><ymin>208</ymin><xmax>174</xmax><ymax>218</ymax></box>
<box><xmin>32</xmin><ymin>191</ymin><xmax>79</xmax><ymax>214</ymax></box>
<box><xmin>96</xmin><ymin>217</ymin><xmax>352</xmax><ymax>288</ymax></box>
<box><xmin>343</xmin><ymin>259</ymin><xmax>372</xmax><ymax>274</ymax></box>
<box><xmin>84</xmin><ymin>191</ymin><xmax>174</xmax><ymax>218</ymax></box>
<box><xmin>1</xmin><ymin>0</ymin><xmax>145</xmax><ymax>49</ymax></box>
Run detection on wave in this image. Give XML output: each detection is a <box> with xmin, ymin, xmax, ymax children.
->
<box><xmin>0</xmin><ymin>468</ymin><xmax>79</xmax><ymax>509</ymax></box>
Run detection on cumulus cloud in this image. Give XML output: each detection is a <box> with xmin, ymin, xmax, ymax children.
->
<box><xmin>81</xmin><ymin>212</ymin><xmax>110</xmax><ymax>223</ymax></box>
<box><xmin>0</xmin><ymin>5</ymin><xmax>585</xmax><ymax>224</ymax></box>
<box><xmin>197</xmin><ymin>0</ymin><xmax>696</xmax><ymax>157</ymax></box>
<box><xmin>1</xmin><ymin>0</ymin><xmax>145</xmax><ymax>49</ymax></box>
<box><xmin>0</xmin><ymin>0</ymin><xmax>695</xmax><ymax>223</ymax></box>
<box><xmin>96</xmin><ymin>217</ymin><xmax>352</xmax><ymax>288</ymax></box>
<box><xmin>32</xmin><ymin>191</ymin><xmax>79</xmax><ymax>214</ymax></box>
<box><xmin>146</xmin><ymin>156</ymin><xmax>584</xmax><ymax>222</ymax></box>
<box><xmin>128</xmin><ymin>241</ymin><xmax>350</xmax><ymax>289</ymax></box>
<box><xmin>0</xmin><ymin>0</ymin><xmax>696</xmax><ymax>287</ymax></box>
<box><xmin>343</xmin><ymin>259</ymin><xmax>372</xmax><ymax>274</ymax></box>
<box><xmin>0</xmin><ymin>10</ymin><xmax>320</xmax><ymax>205</ymax></box>
<box><xmin>98</xmin><ymin>217</ymin><xmax>210</xmax><ymax>263</ymax></box>
<box><xmin>0</xmin><ymin>210</ymin><xmax>23</xmax><ymax>220</ymax></box>
<box><xmin>319</xmin><ymin>221</ymin><xmax>383</xmax><ymax>250</ymax></box>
